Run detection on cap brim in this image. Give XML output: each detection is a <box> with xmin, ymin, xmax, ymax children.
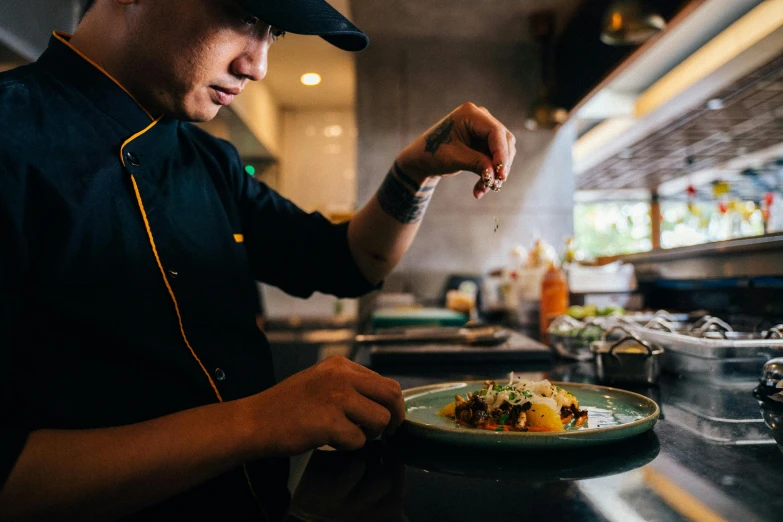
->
<box><xmin>238</xmin><ymin>0</ymin><xmax>369</xmax><ymax>51</ymax></box>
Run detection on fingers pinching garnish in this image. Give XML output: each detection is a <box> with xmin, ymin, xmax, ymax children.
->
<box><xmin>482</xmin><ymin>168</ymin><xmax>493</xmax><ymax>188</ymax></box>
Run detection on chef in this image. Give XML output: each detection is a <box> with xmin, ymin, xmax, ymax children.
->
<box><xmin>0</xmin><ymin>0</ymin><xmax>516</xmax><ymax>519</ymax></box>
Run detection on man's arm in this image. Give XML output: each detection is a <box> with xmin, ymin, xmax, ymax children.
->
<box><xmin>0</xmin><ymin>399</ymin><xmax>256</xmax><ymax>521</ymax></box>
<box><xmin>0</xmin><ymin>356</ymin><xmax>403</xmax><ymax>521</ymax></box>
<box><xmin>348</xmin><ymin>103</ymin><xmax>517</xmax><ymax>284</ymax></box>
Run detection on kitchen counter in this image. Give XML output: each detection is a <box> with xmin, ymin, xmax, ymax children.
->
<box><xmin>264</xmin><ymin>322</ymin><xmax>356</xmax><ymax>383</ymax></box>
<box><xmin>288</xmin><ymin>353</ymin><xmax>783</xmax><ymax>522</ymax></box>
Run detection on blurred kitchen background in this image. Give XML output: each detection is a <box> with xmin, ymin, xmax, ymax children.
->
<box><xmin>3</xmin><ymin>0</ymin><xmax>782</xmax><ymax>367</ymax></box>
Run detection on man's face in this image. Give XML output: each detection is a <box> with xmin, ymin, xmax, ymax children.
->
<box><xmin>125</xmin><ymin>0</ymin><xmax>282</xmax><ymax>121</ymax></box>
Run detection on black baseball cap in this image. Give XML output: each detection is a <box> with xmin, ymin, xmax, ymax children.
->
<box><xmin>236</xmin><ymin>0</ymin><xmax>368</xmax><ymax>51</ymax></box>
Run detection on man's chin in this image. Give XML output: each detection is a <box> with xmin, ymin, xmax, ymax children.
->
<box><xmin>178</xmin><ymin>104</ymin><xmax>222</xmax><ymax>123</ymax></box>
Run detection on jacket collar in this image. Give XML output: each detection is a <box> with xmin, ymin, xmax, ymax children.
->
<box><xmin>37</xmin><ymin>32</ymin><xmax>160</xmax><ymax>134</ymax></box>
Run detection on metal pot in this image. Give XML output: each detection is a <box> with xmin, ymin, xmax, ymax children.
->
<box><xmin>591</xmin><ymin>326</ymin><xmax>663</xmax><ymax>385</ymax></box>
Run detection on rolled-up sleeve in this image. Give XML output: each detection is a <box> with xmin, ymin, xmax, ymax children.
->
<box><xmin>0</xmin><ymin>153</ymin><xmax>30</xmax><ymax>491</ymax></box>
<box><xmin>226</xmin><ymin>146</ymin><xmax>380</xmax><ymax>299</ymax></box>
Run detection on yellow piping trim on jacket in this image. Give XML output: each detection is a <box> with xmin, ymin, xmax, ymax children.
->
<box><xmin>52</xmin><ymin>31</ymin><xmax>155</xmax><ymax>121</ymax></box>
<box><xmin>233</xmin><ymin>234</ymin><xmax>244</xmax><ymax>243</ymax></box>
<box><xmin>129</xmin><ymin>175</ymin><xmax>224</xmax><ymax>403</ymax></box>
<box><xmin>120</xmin><ymin>117</ymin><xmax>163</xmax><ymax>165</ymax></box>
<box><xmin>123</xmin><ymin>124</ymin><xmax>266</xmax><ymax>520</ymax></box>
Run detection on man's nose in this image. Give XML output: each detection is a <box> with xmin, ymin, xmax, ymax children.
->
<box><xmin>231</xmin><ymin>39</ymin><xmax>269</xmax><ymax>82</ymax></box>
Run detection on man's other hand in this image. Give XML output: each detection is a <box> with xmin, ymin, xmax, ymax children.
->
<box><xmin>395</xmin><ymin>102</ymin><xmax>517</xmax><ymax>200</ymax></box>
<box><xmin>241</xmin><ymin>356</ymin><xmax>405</xmax><ymax>456</ymax></box>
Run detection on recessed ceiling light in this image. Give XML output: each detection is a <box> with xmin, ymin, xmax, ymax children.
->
<box><xmin>324</xmin><ymin>125</ymin><xmax>343</xmax><ymax>137</ymax></box>
<box><xmin>301</xmin><ymin>73</ymin><xmax>321</xmax><ymax>86</ymax></box>
<box><xmin>707</xmin><ymin>98</ymin><xmax>724</xmax><ymax>110</ymax></box>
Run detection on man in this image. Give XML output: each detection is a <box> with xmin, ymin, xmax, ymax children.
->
<box><xmin>0</xmin><ymin>0</ymin><xmax>516</xmax><ymax>519</ymax></box>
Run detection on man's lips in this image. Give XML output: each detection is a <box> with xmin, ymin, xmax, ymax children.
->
<box><xmin>211</xmin><ymin>86</ymin><xmax>241</xmax><ymax>105</ymax></box>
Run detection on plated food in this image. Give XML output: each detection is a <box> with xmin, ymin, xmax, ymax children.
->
<box><xmin>401</xmin><ymin>381</ymin><xmax>659</xmax><ymax>449</ymax></box>
<box><xmin>437</xmin><ymin>379</ymin><xmax>588</xmax><ymax>432</ymax></box>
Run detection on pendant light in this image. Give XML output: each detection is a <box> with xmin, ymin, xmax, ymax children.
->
<box><xmin>525</xmin><ymin>10</ymin><xmax>569</xmax><ymax>130</ymax></box>
<box><xmin>601</xmin><ymin>0</ymin><xmax>666</xmax><ymax>46</ymax></box>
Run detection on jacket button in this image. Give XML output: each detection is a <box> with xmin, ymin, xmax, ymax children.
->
<box><xmin>125</xmin><ymin>151</ymin><xmax>140</xmax><ymax>167</ymax></box>
<box><xmin>215</xmin><ymin>368</ymin><xmax>226</xmax><ymax>381</ymax></box>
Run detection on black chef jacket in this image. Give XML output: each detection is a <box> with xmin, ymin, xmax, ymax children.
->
<box><xmin>0</xmin><ymin>32</ymin><xmax>377</xmax><ymax>521</ymax></box>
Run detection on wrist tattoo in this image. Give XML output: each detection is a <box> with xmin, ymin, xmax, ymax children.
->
<box><xmin>377</xmin><ymin>163</ymin><xmax>435</xmax><ymax>224</ymax></box>
<box><xmin>424</xmin><ymin>118</ymin><xmax>454</xmax><ymax>155</ymax></box>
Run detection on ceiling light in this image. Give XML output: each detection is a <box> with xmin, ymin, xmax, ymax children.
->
<box><xmin>707</xmin><ymin>98</ymin><xmax>724</xmax><ymax>110</ymax></box>
<box><xmin>300</xmin><ymin>73</ymin><xmax>321</xmax><ymax>86</ymax></box>
<box><xmin>324</xmin><ymin>125</ymin><xmax>343</xmax><ymax>137</ymax></box>
<box><xmin>601</xmin><ymin>0</ymin><xmax>666</xmax><ymax>46</ymax></box>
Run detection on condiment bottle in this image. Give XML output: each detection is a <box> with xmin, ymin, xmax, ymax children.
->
<box><xmin>540</xmin><ymin>262</ymin><xmax>569</xmax><ymax>343</ymax></box>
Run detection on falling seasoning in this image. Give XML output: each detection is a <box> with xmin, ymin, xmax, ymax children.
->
<box><xmin>494</xmin><ymin>216</ymin><xmax>499</xmax><ymax>233</ymax></box>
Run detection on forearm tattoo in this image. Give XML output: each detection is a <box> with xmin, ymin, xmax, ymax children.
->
<box><xmin>377</xmin><ymin>163</ymin><xmax>436</xmax><ymax>224</ymax></box>
<box><xmin>424</xmin><ymin>118</ymin><xmax>454</xmax><ymax>155</ymax></box>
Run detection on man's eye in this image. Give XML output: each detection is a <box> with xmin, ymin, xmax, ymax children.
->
<box><xmin>271</xmin><ymin>27</ymin><xmax>286</xmax><ymax>40</ymax></box>
<box><xmin>241</xmin><ymin>15</ymin><xmax>259</xmax><ymax>26</ymax></box>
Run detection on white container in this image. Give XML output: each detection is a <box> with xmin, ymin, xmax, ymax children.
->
<box><xmin>567</xmin><ymin>262</ymin><xmax>637</xmax><ymax>294</ymax></box>
<box><xmin>516</xmin><ymin>267</ymin><xmax>548</xmax><ymax>300</ymax></box>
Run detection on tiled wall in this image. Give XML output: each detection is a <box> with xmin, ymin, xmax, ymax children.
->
<box><xmin>355</xmin><ymin>38</ymin><xmax>576</xmax><ymax>300</ymax></box>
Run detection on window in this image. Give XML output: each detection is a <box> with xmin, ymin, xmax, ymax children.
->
<box><xmin>574</xmin><ymin>196</ymin><xmax>776</xmax><ymax>259</ymax></box>
<box><xmin>573</xmin><ymin>202</ymin><xmax>652</xmax><ymax>258</ymax></box>
<box><xmin>660</xmin><ymin>200</ymin><xmax>765</xmax><ymax>249</ymax></box>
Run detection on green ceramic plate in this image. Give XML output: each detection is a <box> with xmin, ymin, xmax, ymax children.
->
<box><xmin>399</xmin><ymin>381</ymin><xmax>659</xmax><ymax>449</ymax></box>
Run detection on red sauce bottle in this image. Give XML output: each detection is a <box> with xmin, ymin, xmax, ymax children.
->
<box><xmin>540</xmin><ymin>263</ymin><xmax>568</xmax><ymax>343</ymax></box>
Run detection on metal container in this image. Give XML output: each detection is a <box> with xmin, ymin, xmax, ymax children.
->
<box><xmin>641</xmin><ymin>310</ymin><xmax>691</xmax><ymax>333</ymax></box>
<box><xmin>753</xmin><ymin>357</ymin><xmax>783</xmax><ymax>405</ymax></box>
<box><xmin>591</xmin><ymin>326</ymin><xmax>663</xmax><ymax>385</ymax></box>
<box><xmin>759</xmin><ymin>403</ymin><xmax>783</xmax><ymax>452</ymax></box>
<box><xmin>687</xmin><ymin>316</ymin><xmax>733</xmax><ymax>337</ymax></box>
<box><xmin>644</xmin><ymin>316</ymin><xmax>689</xmax><ymax>334</ymax></box>
<box><xmin>629</xmin><ymin>326</ymin><xmax>783</xmax><ymax>384</ymax></box>
<box><xmin>754</xmin><ymin>358</ymin><xmax>783</xmax><ymax>451</ymax></box>
<box><xmin>704</xmin><ymin>326</ymin><xmax>783</xmax><ymax>341</ymax></box>
<box><xmin>659</xmin><ymin>374</ymin><xmax>772</xmax><ymax>444</ymax></box>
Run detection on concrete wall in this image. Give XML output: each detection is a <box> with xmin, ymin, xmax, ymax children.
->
<box><xmin>0</xmin><ymin>0</ymin><xmax>81</xmax><ymax>59</ymax></box>
<box><xmin>355</xmin><ymin>37</ymin><xmax>576</xmax><ymax>300</ymax></box>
